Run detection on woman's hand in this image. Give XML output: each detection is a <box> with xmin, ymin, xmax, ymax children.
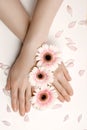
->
<box><xmin>5</xmin><ymin>57</ymin><xmax>31</xmax><ymax>116</ymax></box>
<box><xmin>5</xmin><ymin>49</ymin><xmax>73</xmax><ymax>116</ymax></box>
<box><xmin>53</xmin><ymin>62</ymin><xmax>73</xmax><ymax>102</ymax></box>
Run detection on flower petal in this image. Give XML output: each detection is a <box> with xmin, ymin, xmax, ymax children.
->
<box><xmin>68</xmin><ymin>21</ymin><xmax>76</xmax><ymax>28</ymax></box>
<box><xmin>7</xmin><ymin>104</ymin><xmax>11</xmax><ymax>112</ymax></box>
<box><xmin>77</xmin><ymin>114</ymin><xmax>82</xmax><ymax>123</ymax></box>
<box><xmin>78</xmin><ymin>70</ymin><xmax>85</xmax><ymax>76</ymax></box>
<box><xmin>63</xmin><ymin>114</ymin><xmax>69</xmax><ymax>121</ymax></box>
<box><xmin>3</xmin><ymin>88</ymin><xmax>10</xmax><ymax>96</ymax></box>
<box><xmin>2</xmin><ymin>121</ymin><xmax>11</xmax><ymax>126</ymax></box>
<box><xmin>52</xmin><ymin>104</ymin><xmax>62</xmax><ymax>109</ymax></box>
<box><xmin>55</xmin><ymin>30</ymin><xmax>63</xmax><ymax>38</ymax></box>
<box><xmin>78</xmin><ymin>20</ymin><xmax>87</xmax><ymax>25</ymax></box>
<box><xmin>66</xmin><ymin>5</ymin><xmax>73</xmax><ymax>16</ymax></box>
<box><xmin>66</xmin><ymin>44</ymin><xmax>77</xmax><ymax>51</ymax></box>
<box><xmin>65</xmin><ymin>59</ymin><xmax>74</xmax><ymax>67</ymax></box>
<box><xmin>24</xmin><ymin>115</ymin><xmax>29</xmax><ymax>122</ymax></box>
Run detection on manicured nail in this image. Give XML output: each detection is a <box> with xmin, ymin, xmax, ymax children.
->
<box><xmin>69</xmin><ymin>90</ymin><xmax>73</xmax><ymax>96</ymax></box>
<box><xmin>21</xmin><ymin>111</ymin><xmax>25</xmax><ymax>116</ymax></box>
<box><xmin>66</xmin><ymin>96</ymin><xmax>70</xmax><ymax>102</ymax></box>
<box><xmin>14</xmin><ymin>107</ymin><xmax>17</xmax><ymax>112</ymax></box>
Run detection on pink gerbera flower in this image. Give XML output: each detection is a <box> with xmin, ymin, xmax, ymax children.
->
<box><xmin>31</xmin><ymin>85</ymin><xmax>58</xmax><ymax>110</ymax></box>
<box><xmin>36</xmin><ymin>44</ymin><xmax>60</xmax><ymax>71</ymax></box>
<box><xmin>29</xmin><ymin>67</ymin><xmax>54</xmax><ymax>87</ymax></box>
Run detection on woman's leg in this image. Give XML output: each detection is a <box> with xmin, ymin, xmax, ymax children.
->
<box><xmin>0</xmin><ymin>0</ymin><xmax>31</xmax><ymax>41</ymax></box>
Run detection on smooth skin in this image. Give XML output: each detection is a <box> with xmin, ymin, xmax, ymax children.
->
<box><xmin>0</xmin><ymin>0</ymin><xmax>73</xmax><ymax>116</ymax></box>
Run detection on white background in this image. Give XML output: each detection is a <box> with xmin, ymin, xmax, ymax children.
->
<box><xmin>0</xmin><ymin>0</ymin><xmax>87</xmax><ymax>130</ymax></box>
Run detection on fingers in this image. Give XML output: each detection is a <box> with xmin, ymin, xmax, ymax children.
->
<box><xmin>54</xmin><ymin>62</ymin><xmax>73</xmax><ymax>103</ymax></box>
<box><xmin>11</xmin><ymin>85</ymin><xmax>31</xmax><ymax>116</ymax></box>
<box><xmin>25</xmin><ymin>86</ymin><xmax>31</xmax><ymax>112</ymax></box>
<box><xmin>53</xmin><ymin>79</ymin><xmax>71</xmax><ymax>102</ymax></box>
<box><xmin>59</xmin><ymin>75</ymin><xmax>73</xmax><ymax>96</ymax></box>
<box><xmin>61</xmin><ymin>62</ymin><xmax>72</xmax><ymax>81</ymax></box>
<box><xmin>54</xmin><ymin>85</ymin><xmax>65</xmax><ymax>102</ymax></box>
<box><xmin>19</xmin><ymin>88</ymin><xmax>26</xmax><ymax>116</ymax></box>
<box><xmin>11</xmin><ymin>86</ymin><xmax>18</xmax><ymax>112</ymax></box>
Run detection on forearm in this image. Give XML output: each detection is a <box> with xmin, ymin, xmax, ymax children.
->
<box><xmin>19</xmin><ymin>0</ymin><xmax>63</xmax><ymax>71</ymax></box>
<box><xmin>24</xmin><ymin>0</ymin><xmax>63</xmax><ymax>45</ymax></box>
<box><xmin>0</xmin><ymin>0</ymin><xmax>31</xmax><ymax>41</ymax></box>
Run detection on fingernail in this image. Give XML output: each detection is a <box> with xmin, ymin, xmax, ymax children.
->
<box><xmin>69</xmin><ymin>76</ymin><xmax>72</xmax><ymax>80</ymax></box>
<box><xmin>5</xmin><ymin>86</ymin><xmax>7</xmax><ymax>89</ymax></box>
<box><xmin>66</xmin><ymin>97</ymin><xmax>70</xmax><ymax>102</ymax></box>
<box><xmin>21</xmin><ymin>111</ymin><xmax>25</xmax><ymax>116</ymax></box>
<box><xmin>14</xmin><ymin>107</ymin><xmax>17</xmax><ymax>112</ymax></box>
<box><xmin>70</xmin><ymin>91</ymin><xmax>73</xmax><ymax>96</ymax></box>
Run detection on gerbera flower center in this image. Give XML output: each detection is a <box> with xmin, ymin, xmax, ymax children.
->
<box><xmin>37</xmin><ymin>73</ymin><xmax>43</xmax><ymax>79</ymax></box>
<box><xmin>40</xmin><ymin>94</ymin><xmax>47</xmax><ymax>101</ymax></box>
<box><xmin>44</xmin><ymin>53</ymin><xmax>52</xmax><ymax>61</ymax></box>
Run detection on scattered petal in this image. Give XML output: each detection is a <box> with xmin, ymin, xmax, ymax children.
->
<box><xmin>3</xmin><ymin>88</ymin><xmax>10</xmax><ymax>97</ymax></box>
<box><xmin>0</xmin><ymin>63</ymin><xmax>3</xmax><ymax>68</ymax></box>
<box><xmin>4</xmin><ymin>67</ymin><xmax>10</xmax><ymax>76</ymax></box>
<box><xmin>66</xmin><ymin>5</ymin><xmax>73</xmax><ymax>16</ymax></box>
<box><xmin>66</xmin><ymin>44</ymin><xmax>77</xmax><ymax>51</ymax></box>
<box><xmin>65</xmin><ymin>37</ymin><xmax>74</xmax><ymax>43</ymax></box>
<box><xmin>67</xmin><ymin>42</ymin><xmax>76</xmax><ymax>46</ymax></box>
<box><xmin>78</xmin><ymin>20</ymin><xmax>87</xmax><ymax>25</ymax></box>
<box><xmin>78</xmin><ymin>70</ymin><xmax>85</xmax><ymax>76</ymax></box>
<box><xmin>66</xmin><ymin>62</ymin><xmax>74</xmax><ymax>67</ymax></box>
<box><xmin>77</xmin><ymin>114</ymin><xmax>82</xmax><ymax>123</ymax></box>
<box><xmin>2</xmin><ymin>121</ymin><xmax>11</xmax><ymax>126</ymax></box>
<box><xmin>55</xmin><ymin>30</ymin><xmax>63</xmax><ymax>38</ymax></box>
<box><xmin>7</xmin><ymin>104</ymin><xmax>11</xmax><ymax>112</ymax></box>
<box><xmin>24</xmin><ymin>115</ymin><xmax>29</xmax><ymax>122</ymax></box>
<box><xmin>65</xmin><ymin>59</ymin><xmax>74</xmax><ymax>64</ymax></box>
<box><xmin>63</xmin><ymin>114</ymin><xmax>69</xmax><ymax>121</ymax></box>
<box><xmin>65</xmin><ymin>59</ymin><xmax>74</xmax><ymax>67</ymax></box>
<box><xmin>68</xmin><ymin>21</ymin><xmax>76</xmax><ymax>28</ymax></box>
<box><xmin>52</xmin><ymin>104</ymin><xmax>62</xmax><ymax>109</ymax></box>
<box><xmin>65</xmin><ymin>37</ymin><xmax>76</xmax><ymax>46</ymax></box>
<box><xmin>2</xmin><ymin>65</ymin><xmax>9</xmax><ymax>70</ymax></box>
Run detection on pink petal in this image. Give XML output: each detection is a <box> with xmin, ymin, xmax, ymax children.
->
<box><xmin>0</xmin><ymin>63</ymin><xmax>3</xmax><ymax>68</ymax></box>
<box><xmin>24</xmin><ymin>115</ymin><xmax>29</xmax><ymax>122</ymax></box>
<box><xmin>63</xmin><ymin>114</ymin><xmax>69</xmax><ymax>121</ymax></box>
<box><xmin>52</xmin><ymin>104</ymin><xmax>62</xmax><ymax>109</ymax></box>
<box><xmin>67</xmin><ymin>44</ymin><xmax>77</xmax><ymax>51</ymax></box>
<box><xmin>3</xmin><ymin>88</ymin><xmax>10</xmax><ymax>96</ymax></box>
<box><xmin>4</xmin><ymin>67</ymin><xmax>10</xmax><ymax>76</ymax></box>
<box><xmin>55</xmin><ymin>30</ymin><xmax>63</xmax><ymax>38</ymax></box>
<box><xmin>7</xmin><ymin>104</ymin><xmax>11</xmax><ymax>112</ymax></box>
<box><xmin>2</xmin><ymin>65</ymin><xmax>9</xmax><ymax>69</ymax></box>
<box><xmin>65</xmin><ymin>37</ymin><xmax>74</xmax><ymax>43</ymax></box>
<box><xmin>77</xmin><ymin>114</ymin><xmax>82</xmax><ymax>123</ymax></box>
<box><xmin>66</xmin><ymin>42</ymin><xmax>76</xmax><ymax>46</ymax></box>
<box><xmin>66</xmin><ymin>62</ymin><xmax>74</xmax><ymax>67</ymax></box>
<box><xmin>66</xmin><ymin>5</ymin><xmax>73</xmax><ymax>16</ymax></box>
<box><xmin>2</xmin><ymin>121</ymin><xmax>11</xmax><ymax>126</ymax></box>
<box><xmin>65</xmin><ymin>59</ymin><xmax>74</xmax><ymax>67</ymax></box>
<box><xmin>78</xmin><ymin>70</ymin><xmax>85</xmax><ymax>76</ymax></box>
<box><xmin>65</xmin><ymin>59</ymin><xmax>74</xmax><ymax>64</ymax></box>
<box><xmin>68</xmin><ymin>21</ymin><xmax>76</xmax><ymax>28</ymax></box>
<box><xmin>78</xmin><ymin>20</ymin><xmax>87</xmax><ymax>25</ymax></box>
